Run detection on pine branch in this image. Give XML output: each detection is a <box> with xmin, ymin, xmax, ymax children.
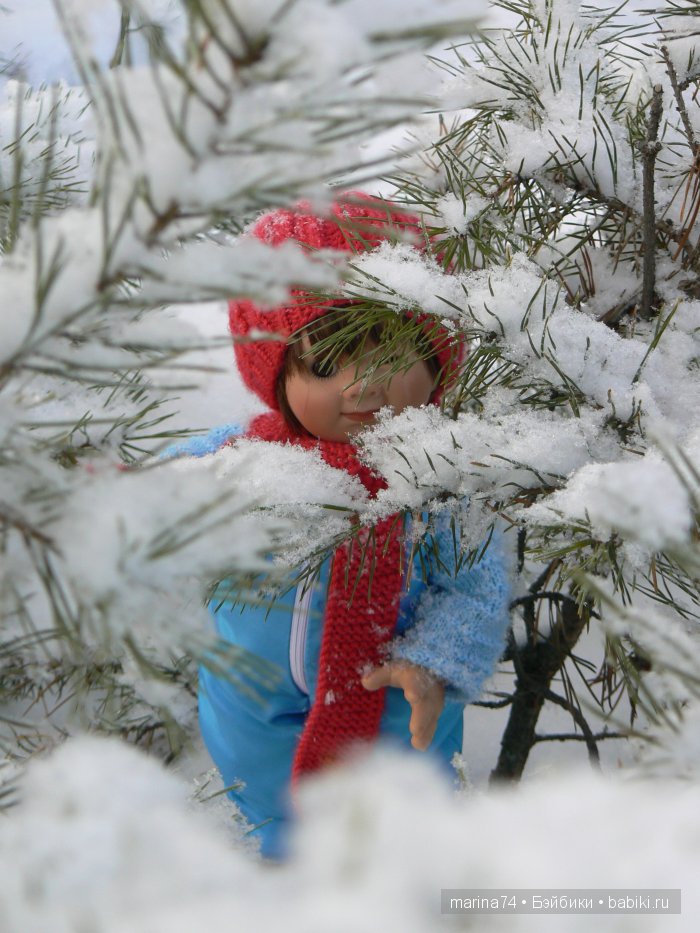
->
<box><xmin>0</xmin><ymin>502</ymin><xmax>55</xmax><ymax>550</ymax></box>
<box><xmin>541</xmin><ymin>687</ymin><xmax>601</xmax><ymax>768</ymax></box>
<box><xmin>533</xmin><ymin>729</ymin><xmax>626</xmax><ymax>744</ymax></box>
<box><xmin>109</xmin><ymin>9</ymin><xmax>132</xmax><ymax>69</ymax></box>
<box><xmin>636</xmin><ymin>84</ymin><xmax>663</xmax><ymax>319</ymax></box>
<box><xmin>0</xmin><ymin>0</ymin><xmax>496</xmax><ymax>756</ymax></box>
<box><xmin>661</xmin><ymin>44</ymin><xmax>698</xmax><ymax>151</ymax></box>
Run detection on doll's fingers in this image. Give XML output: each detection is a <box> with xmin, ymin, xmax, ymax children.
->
<box><xmin>361</xmin><ymin>663</ymin><xmax>409</xmax><ymax>691</ymax></box>
<box><xmin>407</xmin><ymin>676</ymin><xmax>445</xmax><ymax>750</ymax></box>
<box><xmin>360</xmin><ymin>666</ymin><xmax>390</xmax><ymax>691</ymax></box>
<box><xmin>408</xmin><ymin>700</ymin><xmax>439</xmax><ymax>751</ymax></box>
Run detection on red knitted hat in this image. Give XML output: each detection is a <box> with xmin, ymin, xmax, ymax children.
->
<box><xmin>229</xmin><ymin>193</ymin><xmax>461</xmax><ymax>411</ymax></box>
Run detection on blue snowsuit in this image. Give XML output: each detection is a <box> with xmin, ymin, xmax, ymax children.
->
<box><xmin>175</xmin><ymin>427</ymin><xmax>511</xmax><ymax>859</ymax></box>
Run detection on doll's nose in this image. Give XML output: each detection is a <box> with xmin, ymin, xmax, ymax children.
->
<box><xmin>341</xmin><ymin>362</ymin><xmax>387</xmax><ymax>401</ymax></box>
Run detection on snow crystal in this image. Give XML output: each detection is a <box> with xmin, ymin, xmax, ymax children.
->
<box><xmin>435</xmin><ymin>192</ymin><xmax>489</xmax><ymax>233</ymax></box>
<box><xmin>528</xmin><ymin>452</ymin><xmax>693</xmax><ymax>552</ymax></box>
<box><xmin>139</xmin><ymin>236</ymin><xmax>341</xmax><ymax>307</ymax></box>
<box><xmin>346</xmin><ymin>241</ymin><xmax>466</xmax><ymax>320</ymax></box>
<box><xmin>213</xmin><ymin>439</ymin><xmax>367</xmax><ymax>512</ymax></box>
<box><xmin>0</xmin><ymin>735</ymin><xmax>260</xmax><ymax>933</ymax></box>
<box><xmin>357</xmin><ymin>402</ymin><xmax>605</xmax><ymax>520</ymax></box>
<box><xmin>211</xmin><ymin>439</ymin><xmax>366</xmax><ymax>566</ymax></box>
<box><xmin>289</xmin><ymin>746</ymin><xmax>700</xmax><ymax>930</ymax></box>
<box><xmin>6</xmin><ymin>736</ymin><xmax>700</xmax><ymax>932</ymax></box>
<box><xmin>48</xmin><ymin>448</ymin><xmax>275</xmax><ymax>661</ymax></box>
<box><xmin>458</xmin><ymin>254</ymin><xmax>547</xmax><ymax>339</ymax></box>
<box><xmin>264</xmin><ymin>1</ymin><xmax>370</xmax><ymax>80</ymax></box>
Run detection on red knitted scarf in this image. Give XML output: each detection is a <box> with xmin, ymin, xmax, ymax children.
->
<box><xmin>243</xmin><ymin>411</ymin><xmax>403</xmax><ymax>781</ymax></box>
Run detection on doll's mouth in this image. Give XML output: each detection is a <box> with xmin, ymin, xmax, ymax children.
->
<box><xmin>342</xmin><ymin>410</ymin><xmax>380</xmax><ymax>422</ymax></box>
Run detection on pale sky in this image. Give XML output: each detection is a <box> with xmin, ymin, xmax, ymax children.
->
<box><xmin>1</xmin><ymin>0</ymin><xmax>498</xmax><ymax>88</ymax></box>
<box><xmin>0</xmin><ymin>0</ymin><xmax>183</xmax><ymax>86</ymax></box>
<box><xmin>1</xmin><ymin>0</ymin><xmax>653</xmax><ymax>91</ymax></box>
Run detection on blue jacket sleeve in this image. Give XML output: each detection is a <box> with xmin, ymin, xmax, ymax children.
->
<box><xmin>390</xmin><ymin>519</ymin><xmax>512</xmax><ymax>704</ymax></box>
<box><xmin>160</xmin><ymin>423</ymin><xmax>242</xmax><ymax>459</ymax></box>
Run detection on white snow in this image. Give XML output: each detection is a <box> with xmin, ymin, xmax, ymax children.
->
<box><xmin>436</xmin><ymin>191</ymin><xmax>490</xmax><ymax>232</ymax></box>
<box><xmin>528</xmin><ymin>453</ymin><xmax>693</xmax><ymax>554</ymax></box>
<box><xmin>2</xmin><ymin>3</ymin><xmax>700</xmax><ymax>929</ymax></box>
<box><xmin>345</xmin><ymin>241</ymin><xmax>467</xmax><ymax>320</ymax></box>
<box><xmin>1</xmin><ymin>735</ymin><xmax>698</xmax><ymax>932</ymax></box>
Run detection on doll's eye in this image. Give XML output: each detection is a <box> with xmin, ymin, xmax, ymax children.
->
<box><xmin>310</xmin><ymin>358</ymin><xmax>338</xmax><ymax>379</ymax></box>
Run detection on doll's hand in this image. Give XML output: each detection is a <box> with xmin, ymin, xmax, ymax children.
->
<box><xmin>361</xmin><ymin>661</ymin><xmax>445</xmax><ymax>751</ymax></box>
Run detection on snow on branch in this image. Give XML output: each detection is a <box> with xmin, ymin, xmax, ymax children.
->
<box><xmin>0</xmin><ymin>0</ymin><xmax>488</xmax><ymax>749</ymax></box>
<box><xmin>376</xmin><ymin>0</ymin><xmax>700</xmax><ymax>751</ymax></box>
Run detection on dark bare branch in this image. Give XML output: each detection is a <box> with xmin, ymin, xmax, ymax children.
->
<box><xmin>533</xmin><ymin>730</ymin><xmax>626</xmax><ymax>744</ymax></box>
<box><xmin>489</xmin><ymin>593</ymin><xmax>591</xmax><ymax>784</ymax></box>
<box><xmin>636</xmin><ymin>84</ymin><xmax>663</xmax><ymax>319</ymax></box>
<box><xmin>543</xmin><ymin>688</ymin><xmax>601</xmax><ymax>768</ymax></box>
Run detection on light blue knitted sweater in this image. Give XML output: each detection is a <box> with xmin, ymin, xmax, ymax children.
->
<box><xmin>171</xmin><ymin>425</ymin><xmax>512</xmax><ymax>857</ymax></box>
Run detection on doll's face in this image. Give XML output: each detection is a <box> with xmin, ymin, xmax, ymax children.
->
<box><xmin>284</xmin><ymin>334</ymin><xmax>434</xmax><ymax>442</ymax></box>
